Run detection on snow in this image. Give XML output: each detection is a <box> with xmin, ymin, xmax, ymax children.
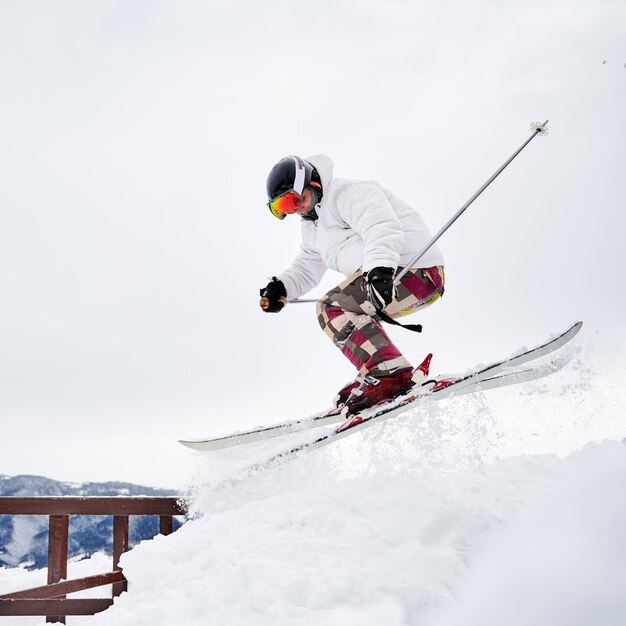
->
<box><xmin>0</xmin><ymin>553</ymin><xmax>115</xmax><ymax>625</ymax></box>
<box><xmin>78</xmin><ymin>437</ymin><xmax>625</xmax><ymax>626</ymax></box>
<box><xmin>1</xmin><ymin>339</ymin><xmax>624</xmax><ymax>626</ymax></box>
<box><xmin>425</xmin><ymin>441</ymin><xmax>626</xmax><ymax>626</ymax></box>
<box><xmin>0</xmin><ymin>553</ymin><xmax>113</xmax><ymax>598</ymax></box>
<box><xmin>81</xmin><ymin>341</ymin><xmax>626</xmax><ymax>626</ymax></box>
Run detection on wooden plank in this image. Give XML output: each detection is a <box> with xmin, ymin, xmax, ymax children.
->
<box><xmin>47</xmin><ymin>515</ymin><xmax>69</xmax><ymax>623</ymax></box>
<box><xmin>0</xmin><ymin>496</ymin><xmax>185</xmax><ymax>516</ymax></box>
<box><xmin>47</xmin><ymin>516</ymin><xmax>69</xmax><ymax>585</ymax></box>
<box><xmin>0</xmin><ymin>571</ymin><xmax>126</xmax><ymax>600</ymax></box>
<box><xmin>0</xmin><ymin>598</ymin><xmax>113</xmax><ymax>616</ymax></box>
<box><xmin>160</xmin><ymin>515</ymin><xmax>174</xmax><ymax>536</ymax></box>
<box><xmin>112</xmin><ymin>516</ymin><xmax>129</xmax><ymax>597</ymax></box>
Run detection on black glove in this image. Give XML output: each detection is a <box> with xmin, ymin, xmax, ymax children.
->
<box><xmin>365</xmin><ymin>267</ymin><xmax>396</xmax><ymax>311</ymax></box>
<box><xmin>259</xmin><ymin>277</ymin><xmax>287</xmax><ymax>313</ymax></box>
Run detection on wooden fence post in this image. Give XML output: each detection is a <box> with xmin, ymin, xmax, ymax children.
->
<box><xmin>47</xmin><ymin>515</ymin><xmax>69</xmax><ymax>624</ymax></box>
<box><xmin>112</xmin><ymin>516</ymin><xmax>129</xmax><ymax>597</ymax></box>
<box><xmin>159</xmin><ymin>515</ymin><xmax>173</xmax><ymax>536</ymax></box>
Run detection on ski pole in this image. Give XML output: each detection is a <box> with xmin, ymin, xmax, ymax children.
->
<box><xmin>282</xmin><ymin>121</ymin><xmax>548</xmax><ymax>305</ymax></box>
<box><xmin>394</xmin><ymin>120</ymin><xmax>549</xmax><ymax>284</ymax></box>
<box><xmin>259</xmin><ymin>296</ymin><xmax>319</xmax><ymax>310</ymax></box>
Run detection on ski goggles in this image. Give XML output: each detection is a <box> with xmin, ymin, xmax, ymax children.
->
<box><xmin>267</xmin><ymin>155</ymin><xmax>308</xmax><ymax>220</ymax></box>
<box><xmin>267</xmin><ymin>190</ymin><xmax>305</xmax><ymax>220</ymax></box>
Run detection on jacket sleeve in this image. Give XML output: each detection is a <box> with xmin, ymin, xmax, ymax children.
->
<box><xmin>277</xmin><ymin>223</ymin><xmax>327</xmax><ymax>300</ymax></box>
<box><xmin>337</xmin><ymin>182</ymin><xmax>404</xmax><ymax>273</ymax></box>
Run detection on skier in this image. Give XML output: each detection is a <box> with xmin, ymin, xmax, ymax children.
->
<box><xmin>260</xmin><ymin>154</ymin><xmax>445</xmax><ymax>415</ymax></box>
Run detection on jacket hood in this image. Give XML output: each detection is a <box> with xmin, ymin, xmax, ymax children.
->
<box><xmin>305</xmin><ymin>154</ymin><xmax>334</xmax><ymax>192</ymax></box>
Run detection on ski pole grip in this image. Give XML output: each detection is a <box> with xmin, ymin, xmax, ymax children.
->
<box><xmin>259</xmin><ymin>296</ymin><xmax>288</xmax><ymax>310</ymax></box>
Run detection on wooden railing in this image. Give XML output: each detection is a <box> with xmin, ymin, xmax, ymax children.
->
<box><xmin>0</xmin><ymin>496</ymin><xmax>186</xmax><ymax>623</ymax></box>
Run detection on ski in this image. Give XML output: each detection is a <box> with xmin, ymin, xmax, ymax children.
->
<box><xmin>179</xmin><ymin>321</ymin><xmax>582</xmax><ymax>452</ymax></box>
<box><xmin>178</xmin><ymin>408</ymin><xmax>344</xmax><ymax>452</ymax></box>
<box><xmin>246</xmin><ymin>353</ymin><xmax>575</xmax><ymax>473</ymax></box>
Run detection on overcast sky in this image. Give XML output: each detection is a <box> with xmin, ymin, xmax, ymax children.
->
<box><xmin>1</xmin><ymin>0</ymin><xmax>625</xmax><ymax>488</ymax></box>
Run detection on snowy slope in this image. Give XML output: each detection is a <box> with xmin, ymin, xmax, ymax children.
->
<box><xmin>425</xmin><ymin>441</ymin><xmax>626</xmax><ymax>626</ymax></box>
<box><xmin>78</xmin><ymin>342</ymin><xmax>626</xmax><ymax>626</ymax></box>
<box><xmin>0</xmin><ymin>339</ymin><xmax>621</xmax><ymax>626</ymax></box>
<box><xmin>82</xmin><ymin>439</ymin><xmax>626</xmax><ymax>626</ymax></box>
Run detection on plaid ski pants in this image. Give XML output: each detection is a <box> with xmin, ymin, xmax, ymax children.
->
<box><xmin>316</xmin><ymin>267</ymin><xmax>444</xmax><ymax>377</ymax></box>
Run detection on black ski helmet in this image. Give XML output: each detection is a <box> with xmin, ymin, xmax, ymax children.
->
<box><xmin>266</xmin><ymin>156</ymin><xmax>323</xmax><ymax>203</ymax></box>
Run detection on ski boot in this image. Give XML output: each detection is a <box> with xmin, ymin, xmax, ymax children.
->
<box><xmin>342</xmin><ymin>368</ymin><xmax>416</xmax><ymax>416</ymax></box>
<box><xmin>333</xmin><ymin>377</ymin><xmax>363</xmax><ymax>408</ymax></box>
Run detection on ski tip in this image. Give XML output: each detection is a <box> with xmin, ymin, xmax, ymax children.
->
<box><xmin>178</xmin><ymin>439</ymin><xmax>220</xmax><ymax>451</ymax></box>
<box><xmin>568</xmin><ymin>320</ymin><xmax>584</xmax><ymax>336</ymax></box>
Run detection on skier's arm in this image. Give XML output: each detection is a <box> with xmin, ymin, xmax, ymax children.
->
<box><xmin>277</xmin><ymin>239</ymin><xmax>327</xmax><ymax>300</ymax></box>
<box><xmin>337</xmin><ymin>182</ymin><xmax>404</xmax><ymax>273</ymax></box>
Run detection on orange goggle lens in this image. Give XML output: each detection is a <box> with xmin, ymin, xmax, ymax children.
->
<box><xmin>268</xmin><ymin>190</ymin><xmax>303</xmax><ymax>220</ymax></box>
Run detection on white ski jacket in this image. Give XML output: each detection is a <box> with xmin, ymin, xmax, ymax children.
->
<box><xmin>278</xmin><ymin>154</ymin><xmax>444</xmax><ymax>300</ymax></box>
